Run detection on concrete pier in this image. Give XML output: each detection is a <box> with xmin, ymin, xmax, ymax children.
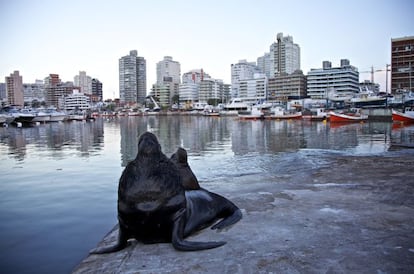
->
<box><xmin>73</xmin><ymin>153</ymin><xmax>414</xmax><ymax>273</ymax></box>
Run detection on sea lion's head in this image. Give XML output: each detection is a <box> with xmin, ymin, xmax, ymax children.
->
<box><xmin>137</xmin><ymin>132</ymin><xmax>162</xmax><ymax>159</ymax></box>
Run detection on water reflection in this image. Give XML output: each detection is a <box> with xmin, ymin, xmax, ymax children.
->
<box><xmin>0</xmin><ymin>119</ymin><xmax>104</xmax><ymax>161</ymax></box>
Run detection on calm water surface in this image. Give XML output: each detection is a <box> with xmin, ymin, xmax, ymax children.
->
<box><xmin>0</xmin><ymin>116</ymin><xmax>413</xmax><ymax>273</ymax></box>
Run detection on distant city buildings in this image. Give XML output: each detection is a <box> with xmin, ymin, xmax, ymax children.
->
<box><xmin>306</xmin><ymin>59</ymin><xmax>359</xmax><ymax>99</ymax></box>
<box><xmin>91</xmin><ymin>78</ymin><xmax>103</xmax><ymax>103</ymax></box>
<box><xmin>44</xmin><ymin>74</ymin><xmax>80</xmax><ymax>109</ymax></box>
<box><xmin>119</xmin><ymin>50</ymin><xmax>147</xmax><ymax>105</ymax></box>
<box><xmin>391</xmin><ymin>36</ymin><xmax>414</xmax><ymax>94</ymax></box>
<box><xmin>5</xmin><ymin>71</ymin><xmax>24</xmax><ymax>107</ymax></box>
<box><xmin>23</xmin><ymin>80</ymin><xmax>45</xmax><ymax>104</ymax></box>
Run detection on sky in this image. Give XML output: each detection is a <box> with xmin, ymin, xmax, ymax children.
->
<box><xmin>1</xmin><ymin>0</ymin><xmax>413</xmax><ymax>99</ymax></box>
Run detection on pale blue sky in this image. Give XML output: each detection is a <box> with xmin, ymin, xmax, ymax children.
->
<box><xmin>1</xmin><ymin>0</ymin><xmax>412</xmax><ymax>99</ymax></box>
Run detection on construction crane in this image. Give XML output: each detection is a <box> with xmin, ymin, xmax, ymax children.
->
<box><xmin>360</xmin><ymin>64</ymin><xmax>391</xmax><ymax>93</ymax></box>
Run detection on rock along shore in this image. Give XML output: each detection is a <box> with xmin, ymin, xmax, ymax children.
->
<box><xmin>73</xmin><ymin>153</ymin><xmax>414</xmax><ymax>274</ymax></box>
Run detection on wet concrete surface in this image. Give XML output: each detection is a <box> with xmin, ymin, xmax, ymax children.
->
<box><xmin>73</xmin><ymin>153</ymin><xmax>414</xmax><ymax>273</ymax></box>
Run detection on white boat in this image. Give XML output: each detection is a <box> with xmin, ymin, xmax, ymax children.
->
<box><xmin>302</xmin><ymin>108</ymin><xmax>328</xmax><ymax>121</ymax></box>
<box><xmin>223</xmin><ymin>98</ymin><xmax>249</xmax><ymax>111</ymax></box>
<box><xmin>265</xmin><ymin>106</ymin><xmax>302</xmax><ymax>120</ymax></box>
<box><xmin>238</xmin><ymin>105</ymin><xmax>264</xmax><ymax>120</ymax></box>
<box><xmin>350</xmin><ymin>93</ymin><xmax>387</xmax><ymax>108</ymax></box>
<box><xmin>32</xmin><ymin>109</ymin><xmax>51</xmax><ymax>123</ymax></box>
<box><xmin>46</xmin><ymin>108</ymin><xmax>67</xmax><ymax>122</ymax></box>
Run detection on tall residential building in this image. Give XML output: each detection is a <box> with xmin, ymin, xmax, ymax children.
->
<box><xmin>231</xmin><ymin>60</ymin><xmax>260</xmax><ymax>98</ymax></box>
<box><xmin>151</xmin><ymin>56</ymin><xmax>181</xmax><ymax>108</ymax></box>
<box><xmin>156</xmin><ymin>56</ymin><xmax>181</xmax><ymax>84</ymax></box>
<box><xmin>306</xmin><ymin>59</ymin><xmax>359</xmax><ymax>99</ymax></box>
<box><xmin>391</xmin><ymin>36</ymin><xmax>414</xmax><ymax>94</ymax></box>
<box><xmin>5</xmin><ymin>71</ymin><xmax>24</xmax><ymax>107</ymax></box>
<box><xmin>269</xmin><ymin>33</ymin><xmax>300</xmax><ymax>76</ymax></box>
<box><xmin>238</xmin><ymin>73</ymin><xmax>267</xmax><ymax>102</ymax></box>
<box><xmin>119</xmin><ymin>50</ymin><xmax>147</xmax><ymax>105</ymax></box>
<box><xmin>0</xmin><ymin>83</ymin><xmax>6</xmax><ymax>102</ymax></box>
<box><xmin>257</xmin><ymin>53</ymin><xmax>271</xmax><ymax>78</ymax></box>
<box><xmin>74</xmin><ymin>71</ymin><xmax>92</xmax><ymax>95</ymax></box>
<box><xmin>91</xmin><ymin>78</ymin><xmax>103</xmax><ymax>102</ymax></box>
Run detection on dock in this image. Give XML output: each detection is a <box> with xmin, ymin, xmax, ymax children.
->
<box><xmin>73</xmin><ymin>153</ymin><xmax>414</xmax><ymax>273</ymax></box>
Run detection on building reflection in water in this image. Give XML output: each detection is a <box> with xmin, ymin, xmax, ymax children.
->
<box><xmin>0</xmin><ymin>119</ymin><xmax>104</xmax><ymax>161</ymax></box>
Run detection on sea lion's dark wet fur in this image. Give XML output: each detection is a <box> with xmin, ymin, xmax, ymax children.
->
<box><xmin>170</xmin><ymin>147</ymin><xmax>200</xmax><ymax>190</ymax></box>
<box><xmin>90</xmin><ymin>132</ymin><xmax>241</xmax><ymax>254</ymax></box>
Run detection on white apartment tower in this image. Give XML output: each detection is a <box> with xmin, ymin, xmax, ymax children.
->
<box><xmin>74</xmin><ymin>71</ymin><xmax>92</xmax><ymax>95</ymax></box>
<box><xmin>257</xmin><ymin>53</ymin><xmax>271</xmax><ymax>78</ymax></box>
<box><xmin>230</xmin><ymin>60</ymin><xmax>260</xmax><ymax>98</ymax></box>
<box><xmin>156</xmin><ymin>56</ymin><xmax>181</xmax><ymax>84</ymax></box>
<box><xmin>270</xmin><ymin>33</ymin><xmax>300</xmax><ymax>76</ymax></box>
<box><xmin>119</xmin><ymin>50</ymin><xmax>147</xmax><ymax>105</ymax></box>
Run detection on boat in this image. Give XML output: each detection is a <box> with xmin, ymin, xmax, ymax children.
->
<box><xmin>329</xmin><ymin>109</ymin><xmax>368</xmax><ymax>123</ymax></box>
<box><xmin>350</xmin><ymin>93</ymin><xmax>387</xmax><ymax>108</ymax></box>
<box><xmin>45</xmin><ymin>108</ymin><xmax>66</xmax><ymax>122</ymax></box>
<box><xmin>9</xmin><ymin>108</ymin><xmax>35</xmax><ymax>125</ymax></box>
<box><xmin>265</xmin><ymin>106</ymin><xmax>302</xmax><ymax>120</ymax></box>
<box><xmin>31</xmin><ymin>109</ymin><xmax>51</xmax><ymax>123</ymax></box>
<box><xmin>224</xmin><ymin>98</ymin><xmax>249</xmax><ymax>110</ymax></box>
<box><xmin>392</xmin><ymin>107</ymin><xmax>414</xmax><ymax>123</ymax></box>
<box><xmin>238</xmin><ymin>105</ymin><xmax>264</xmax><ymax>120</ymax></box>
<box><xmin>302</xmin><ymin>108</ymin><xmax>328</xmax><ymax>121</ymax></box>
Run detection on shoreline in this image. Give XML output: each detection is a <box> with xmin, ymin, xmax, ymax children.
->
<box><xmin>73</xmin><ymin>153</ymin><xmax>414</xmax><ymax>273</ymax></box>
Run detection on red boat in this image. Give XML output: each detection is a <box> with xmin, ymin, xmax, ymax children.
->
<box><xmin>392</xmin><ymin>107</ymin><xmax>414</xmax><ymax>123</ymax></box>
<box><xmin>329</xmin><ymin>110</ymin><xmax>368</xmax><ymax>123</ymax></box>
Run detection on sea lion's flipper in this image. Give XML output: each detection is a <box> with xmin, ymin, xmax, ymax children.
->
<box><xmin>171</xmin><ymin>208</ymin><xmax>226</xmax><ymax>251</ymax></box>
<box><xmin>89</xmin><ymin>226</ymin><xmax>128</xmax><ymax>254</ymax></box>
<box><xmin>211</xmin><ymin>208</ymin><xmax>242</xmax><ymax>230</ymax></box>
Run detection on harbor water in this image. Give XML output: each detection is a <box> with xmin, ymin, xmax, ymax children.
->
<box><xmin>0</xmin><ymin>116</ymin><xmax>413</xmax><ymax>273</ymax></box>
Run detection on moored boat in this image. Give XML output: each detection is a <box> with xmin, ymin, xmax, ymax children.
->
<box><xmin>302</xmin><ymin>108</ymin><xmax>328</xmax><ymax>121</ymax></box>
<box><xmin>238</xmin><ymin>105</ymin><xmax>264</xmax><ymax>120</ymax></box>
<box><xmin>329</xmin><ymin>109</ymin><xmax>368</xmax><ymax>123</ymax></box>
<box><xmin>46</xmin><ymin>108</ymin><xmax>66</xmax><ymax>122</ymax></box>
<box><xmin>265</xmin><ymin>106</ymin><xmax>302</xmax><ymax>120</ymax></box>
<box><xmin>392</xmin><ymin>107</ymin><xmax>414</xmax><ymax>123</ymax></box>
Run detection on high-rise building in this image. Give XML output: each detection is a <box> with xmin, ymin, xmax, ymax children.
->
<box><xmin>91</xmin><ymin>78</ymin><xmax>103</xmax><ymax>102</ymax></box>
<box><xmin>119</xmin><ymin>50</ymin><xmax>147</xmax><ymax>105</ymax></box>
<box><xmin>257</xmin><ymin>53</ymin><xmax>271</xmax><ymax>78</ymax></box>
<box><xmin>238</xmin><ymin>73</ymin><xmax>267</xmax><ymax>102</ymax></box>
<box><xmin>5</xmin><ymin>71</ymin><xmax>24</xmax><ymax>107</ymax></box>
<box><xmin>156</xmin><ymin>56</ymin><xmax>181</xmax><ymax>84</ymax></box>
<box><xmin>306</xmin><ymin>59</ymin><xmax>359</xmax><ymax>99</ymax></box>
<box><xmin>231</xmin><ymin>60</ymin><xmax>260</xmax><ymax>98</ymax></box>
<box><xmin>269</xmin><ymin>33</ymin><xmax>300</xmax><ymax>76</ymax></box>
<box><xmin>391</xmin><ymin>36</ymin><xmax>414</xmax><ymax>94</ymax></box>
<box><xmin>74</xmin><ymin>71</ymin><xmax>92</xmax><ymax>95</ymax></box>
<box><xmin>151</xmin><ymin>56</ymin><xmax>181</xmax><ymax>108</ymax></box>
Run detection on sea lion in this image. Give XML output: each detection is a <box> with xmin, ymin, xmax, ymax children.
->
<box><xmin>90</xmin><ymin>132</ymin><xmax>241</xmax><ymax>254</ymax></box>
<box><xmin>170</xmin><ymin>147</ymin><xmax>200</xmax><ymax>190</ymax></box>
<box><xmin>171</xmin><ymin>147</ymin><xmax>242</xmax><ymax>231</ymax></box>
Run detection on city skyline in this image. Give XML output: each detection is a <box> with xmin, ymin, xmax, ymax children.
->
<box><xmin>1</xmin><ymin>0</ymin><xmax>412</xmax><ymax>99</ymax></box>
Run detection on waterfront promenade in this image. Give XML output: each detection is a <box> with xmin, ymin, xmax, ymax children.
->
<box><xmin>74</xmin><ymin>152</ymin><xmax>414</xmax><ymax>273</ymax></box>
